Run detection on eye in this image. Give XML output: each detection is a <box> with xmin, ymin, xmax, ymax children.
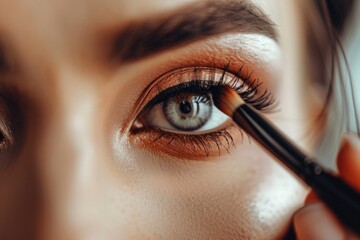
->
<box><xmin>142</xmin><ymin>91</ymin><xmax>230</xmax><ymax>133</ymax></box>
<box><xmin>130</xmin><ymin>66</ymin><xmax>275</xmax><ymax>158</ymax></box>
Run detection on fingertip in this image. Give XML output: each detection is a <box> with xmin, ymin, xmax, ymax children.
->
<box><xmin>294</xmin><ymin>203</ymin><xmax>345</xmax><ymax>240</ymax></box>
<box><xmin>336</xmin><ymin>133</ymin><xmax>360</xmax><ymax>190</ymax></box>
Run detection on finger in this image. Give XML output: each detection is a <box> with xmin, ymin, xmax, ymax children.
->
<box><xmin>294</xmin><ymin>202</ymin><xmax>345</xmax><ymax>240</ymax></box>
<box><xmin>346</xmin><ymin>233</ymin><xmax>360</xmax><ymax>240</ymax></box>
<box><xmin>337</xmin><ymin>133</ymin><xmax>360</xmax><ymax>191</ymax></box>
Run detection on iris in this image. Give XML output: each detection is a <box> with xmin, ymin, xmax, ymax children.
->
<box><xmin>163</xmin><ymin>93</ymin><xmax>212</xmax><ymax>131</ymax></box>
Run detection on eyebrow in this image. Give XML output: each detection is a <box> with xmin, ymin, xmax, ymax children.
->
<box><xmin>113</xmin><ymin>0</ymin><xmax>277</xmax><ymax>63</ymax></box>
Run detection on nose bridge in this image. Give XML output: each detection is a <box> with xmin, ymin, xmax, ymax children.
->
<box><xmin>32</xmin><ymin>69</ymin><xmax>108</xmax><ymax>238</ymax></box>
<box><xmin>37</xmin><ymin>68</ymin><xmax>99</xmax><ymax>188</ymax></box>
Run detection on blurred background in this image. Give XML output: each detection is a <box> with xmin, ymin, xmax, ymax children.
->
<box><xmin>317</xmin><ymin>0</ymin><xmax>360</xmax><ymax>167</ymax></box>
<box><xmin>343</xmin><ymin>0</ymin><xmax>360</xmax><ymax>133</ymax></box>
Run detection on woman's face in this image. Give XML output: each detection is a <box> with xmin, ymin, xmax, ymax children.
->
<box><xmin>0</xmin><ymin>0</ymin><xmax>323</xmax><ymax>239</ymax></box>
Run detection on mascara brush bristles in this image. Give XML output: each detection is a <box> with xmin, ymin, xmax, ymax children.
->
<box><xmin>212</xmin><ymin>85</ymin><xmax>245</xmax><ymax>116</ymax></box>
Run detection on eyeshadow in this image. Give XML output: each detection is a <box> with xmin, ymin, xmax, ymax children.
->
<box><xmin>139</xmin><ymin>67</ymin><xmax>274</xmax><ymax>117</ymax></box>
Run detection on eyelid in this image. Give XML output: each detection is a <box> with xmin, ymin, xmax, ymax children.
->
<box><xmin>135</xmin><ymin>65</ymin><xmax>274</xmax><ymax>117</ymax></box>
<box><xmin>132</xmin><ymin>67</ymin><xmax>246</xmax><ymax>117</ymax></box>
<box><xmin>130</xmin><ymin>125</ymin><xmax>241</xmax><ymax>159</ymax></box>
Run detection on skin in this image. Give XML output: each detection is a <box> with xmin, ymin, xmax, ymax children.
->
<box><xmin>0</xmin><ymin>0</ymin><xmax>356</xmax><ymax>239</ymax></box>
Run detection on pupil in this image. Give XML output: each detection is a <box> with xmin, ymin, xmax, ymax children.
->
<box><xmin>179</xmin><ymin>101</ymin><xmax>192</xmax><ymax>114</ymax></box>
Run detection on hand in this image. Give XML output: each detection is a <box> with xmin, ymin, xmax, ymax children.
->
<box><xmin>294</xmin><ymin>134</ymin><xmax>360</xmax><ymax>240</ymax></box>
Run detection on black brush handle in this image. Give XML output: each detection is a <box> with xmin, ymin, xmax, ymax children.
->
<box><xmin>234</xmin><ymin>104</ymin><xmax>360</xmax><ymax>234</ymax></box>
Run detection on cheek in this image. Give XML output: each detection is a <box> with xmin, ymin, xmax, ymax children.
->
<box><xmin>125</xmin><ymin>143</ymin><xmax>307</xmax><ymax>239</ymax></box>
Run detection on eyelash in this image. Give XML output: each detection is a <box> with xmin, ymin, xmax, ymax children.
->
<box><xmin>141</xmin><ymin>65</ymin><xmax>275</xmax><ymax>114</ymax></box>
<box><xmin>131</xmin><ymin>65</ymin><xmax>276</xmax><ymax>157</ymax></box>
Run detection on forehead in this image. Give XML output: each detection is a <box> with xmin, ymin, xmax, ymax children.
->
<box><xmin>0</xmin><ymin>0</ymin><xmax>287</xmax><ymax>71</ymax></box>
<box><xmin>0</xmin><ymin>0</ymin><xmax>283</xmax><ymax>35</ymax></box>
<box><xmin>0</xmin><ymin>0</ymin><xmax>199</xmax><ymax>34</ymax></box>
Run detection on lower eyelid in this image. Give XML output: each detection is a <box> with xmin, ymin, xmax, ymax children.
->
<box><xmin>129</xmin><ymin>124</ymin><xmax>243</xmax><ymax>159</ymax></box>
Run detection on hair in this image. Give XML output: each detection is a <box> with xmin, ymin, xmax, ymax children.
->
<box><xmin>303</xmin><ymin>0</ymin><xmax>359</xmax><ymax>168</ymax></box>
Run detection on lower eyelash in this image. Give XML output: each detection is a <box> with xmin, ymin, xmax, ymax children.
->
<box><xmin>159</xmin><ymin>129</ymin><xmax>235</xmax><ymax>157</ymax></box>
<box><xmin>132</xmin><ymin>125</ymin><xmax>246</xmax><ymax>157</ymax></box>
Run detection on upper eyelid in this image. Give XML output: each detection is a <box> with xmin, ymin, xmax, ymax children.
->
<box><xmin>136</xmin><ymin>66</ymin><xmax>275</xmax><ymax>119</ymax></box>
<box><xmin>134</xmin><ymin>67</ymin><xmax>244</xmax><ymax>113</ymax></box>
<box><xmin>141</xmin><ymin>80</ymin><xmax>217</xmax><ymax>112</ymax></box>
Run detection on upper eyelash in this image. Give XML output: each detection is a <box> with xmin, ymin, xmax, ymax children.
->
<box><xmin>140</xmin><ymin>65</ymin><xmax>275</xmax><ymax>115</ymax></box>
